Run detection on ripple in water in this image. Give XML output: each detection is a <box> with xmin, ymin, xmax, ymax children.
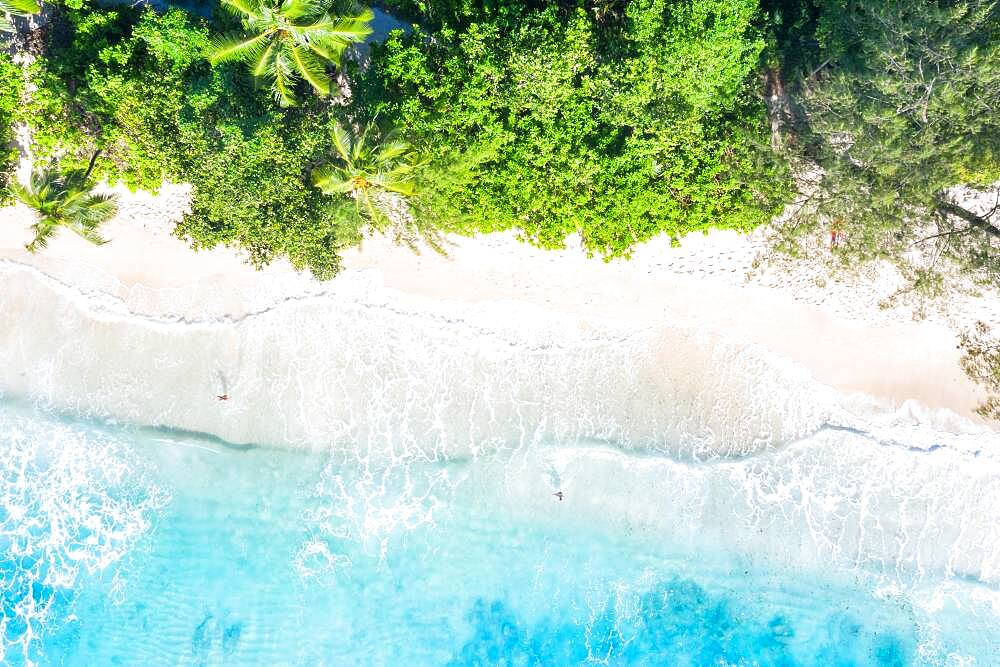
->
<box><xmin>0</xmin><ymin>400</ymin><xmax>998</xmax><ymax>664</ymax></box>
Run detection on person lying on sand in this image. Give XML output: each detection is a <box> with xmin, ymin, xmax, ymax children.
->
<box><xmin>553</xmin><ymin>491</ymin><xmax>564</xmax><ymax>501</ymax></box>
<box><xmin>217</xmin><ymin>394</ymin><xmax>229</xmax><ymax>401</ymax></box>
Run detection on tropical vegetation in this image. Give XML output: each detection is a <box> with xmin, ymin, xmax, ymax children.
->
<box><xmin>354</xmin><ymin>0</ymin><xmax>791</xmax><ymax>257</ymax></box>
<box><xmin>772</xmin><ymin>0</ymin><xmax>1000</xmax><ymax>291</ymax></box>
<box><xmin>313</xmin><ymin>121</ymin><xmax>419</xmax><ymax>226</ymax></box>
<box><xmin>14</xmin><ymin>154</ymin><xmax>118</xmax><ymax>252</ymax></box>
<box><xmin>208</xmin><ymin>0</ymin><xmax>373</xmax><ymax>107</ymax></box>
<box><xmin>0</xmin><ymin>1</ymin><xmax>996</xmax><ymax>349</ymax></box>
<box><xmin>0</xmin><ymin>52</ymin><xmax>20</xmax><ymax>203</ymax></box>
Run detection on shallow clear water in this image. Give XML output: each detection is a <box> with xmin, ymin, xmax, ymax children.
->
<box><xmin>1</xmin><ymin>399</ymin><xmax>999</xmax><ymax>666</ymax></box>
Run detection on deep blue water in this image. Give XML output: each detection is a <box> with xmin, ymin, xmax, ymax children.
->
<box><xmin>1</xmin><ymin>400</ymin><xmax>997</xmax><ymax>665</ymax></box>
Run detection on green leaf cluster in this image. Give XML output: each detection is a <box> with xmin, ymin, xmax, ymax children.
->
<box><xmin>208</xmin><ymin>0</ymin><xmax>373</xmax><ymax>107</ymax></box>
<box><xmin>355</xmin><ymin>0</ymin><xmax>791</xmax><ymax>257</ymax></box>
<box><xmin>1</xmin><ymin>0</ymin><xmax>40</xmax><ymax>33</ymax></box>
<box><xmin>775</xmin><ymin>0</ymin><xmax>1000</xmax><ymax>287</ymax></box>
<box><xmin>14</xmin><ymin>157</ymin><xmax>118</xmax><ymax>252</ymax></box>
<box><xmin>0</xmin><ymin>52</ymin><xmax>22</xmax><ymax>205</ymax></box>
<box><xmin>19</xmin><ymin>6</ymin><xmax>354</xmax><ymax>278</ymax></box>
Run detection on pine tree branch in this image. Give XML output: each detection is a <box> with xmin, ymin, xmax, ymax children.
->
<box><xmin>934</xmin><ymin>196</ymin><xmax>1000</xmax><ymax>240</ymax></box>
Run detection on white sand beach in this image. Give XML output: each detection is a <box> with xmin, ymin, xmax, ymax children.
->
<box><xmin>0</xmin><ymin>184</ymin><xmax>996</xmax><ymax>452</ymax></box>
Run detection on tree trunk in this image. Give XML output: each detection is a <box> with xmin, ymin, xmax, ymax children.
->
<box><xmin>82</xmin><ymin>148</ymin><xmax>102</xmax><ymax>183</ymax></box>
<box><xmin>934</xmin><ymin>196</ymin><xmax>1000</xmax><ymax>240</ymax></box>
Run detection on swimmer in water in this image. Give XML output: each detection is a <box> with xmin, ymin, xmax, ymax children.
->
<box><xmin>553</xmin><ymin>491</ymin><xmax>564</xmax><ymax>501</ymax></box>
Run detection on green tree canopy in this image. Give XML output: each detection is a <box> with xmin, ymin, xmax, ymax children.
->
<box><xmin>355</xmin><ymin>0</ymin><xmax>790</xmax><ymax>257</ymax></box>
<box><xmin>22</xmin><ymin>7</ymin><xmax>359</xmax><ymax>278</ymax></box>
<box><xmin>781</xmin><ymin>0</ymin><xmax>1000</xmax><ymax>288</ymax></box>
<box><xmin>313</xmin><ymin>121</ymin><xmax>419</xmax><ymax>224</ymax></box>
<box><xmin>0</xmin><ymin>52</ymin><xmax>21</xmax><ymax>204</ymax></box>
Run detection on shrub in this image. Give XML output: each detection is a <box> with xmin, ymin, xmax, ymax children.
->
<box><xmin>355</xmin><ymin>0</ymin><xmax>791</xmax><ymax>257</ymax></box>
<box><xmin>0</xmin><ymin>52</ymin><xmax>22</xmax><ymax>204</ymax></box>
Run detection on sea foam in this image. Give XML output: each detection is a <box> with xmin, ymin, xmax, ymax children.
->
<box><xmin>3</xmin><ymin>259</ymin><xmax>974</xmax><ymax>461</ymax></box>
<box><xmin>2</xmin><ymin>260</ymin><xmax>999</xmax><ymax>605</ymax></box>
<box><xmin>0</xmin><ymin>403</ymin><xmax>168</xmax><ymax>664</ymax></box>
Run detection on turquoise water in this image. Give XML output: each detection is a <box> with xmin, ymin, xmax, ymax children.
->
<box><xmin>1</xmin><ymin>399</ymin><xmax>998</xmax><ymax>665</ymax></box>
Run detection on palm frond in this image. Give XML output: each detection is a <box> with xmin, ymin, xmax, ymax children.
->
<box><xmin>353</xmin><ymin>122</ymin><xmax>372</xmax><ymax>162</ymax></box>
<box><xmin>280</xmin><ymin>0</ymin><xmax>329</xmax><ymax>21</ymax></box>
<box><xmin>69</xmin><ymin>194</ymin><xmax>118</xmax><ymax>225</ymax></box>
<box><xmin>375</xmin><ymin>139</ymin><xmax>414</xmax><ymax>165</ymax></box>
<box><xmin>26</xmin><ymin>222</ymin><xmax>56</xmax><ymax>253</ymax></box>
<box><xmin>302</xmin><ymin>10</ymin><xmax>373</xmax><ymax>59</ymax></box>
<box><xmin>70</xmin><ymin>223</ymin><xmax>109</xmax><ymax>246</ymax></box>
<box><xmin>331</xmin><ymin>122</ymin><xmax>354</xmax><ymax>164</ymax></box>
<box><xmin>289</xmin><ymin>45</ymin><xmax>331</xmax><ymax>94</ymax></box>
<box><xmin>1</xmin><ymin>0</ymin><xmax>40</xmax><ymax>16</ymax></box>
<box><xmin>370</xmin><ymin>172</ymin><xmax>417</xmax><ymax>197</ymax></box>
<box><xmin>208</xmin><ymin>32</ymin><xmax>271</xmax><ymax>65</ymax></box>
<box><xmin>271</xmin><ymin>49</ymin><xmax>299</xmax><ymax>106</ymax></box>
<box><xmin>312</xmin><ymin>166</ymin><xmax>356</xmax><ymax>194</ymax></box>
<box><xmin>15</xmin><ymin>163</ymin><xmax>117</xmax><ymax>252</ymax></box>
<box><xmin>358</xmin><ymin>189</ymin><xmax>389</xmax><ymax>229</ymax></box>
<box><xmin>206</xmin><ymin>1</ymin><xmax>369</xmax><ymax>105</ymax></box>
<box><xmin>219</xmin><ymin>0</ymin><xmax>262</xmax><ymax>19</ymax></box>
<box><xmin>253</xmin><ymin>41</ymin><xmax>278</xmax><ymax>76</ymax></box>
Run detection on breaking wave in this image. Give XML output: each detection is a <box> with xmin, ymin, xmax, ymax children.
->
<box><xmin>0</xmin><ymin>404</ymin><xmax>168</xmax><ymax>664</ymax></box>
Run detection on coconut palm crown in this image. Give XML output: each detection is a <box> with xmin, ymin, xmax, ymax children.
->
<box><xmin>312</xmin><ymin>121</ymin><xmax>422</xmax><ymax>227</ymax></box>
<box><xmin>13</xmin><ymin>157</ymin><xmax>118</xmax><ymax>253</ymax></box>
<box><xmin>208</xmin><ymin>0</ymin><xmax>373</xmax><ymax>107</ymax></box>
<box><xmin>1</xmin><ymin>0</ymin><xmax>40</xmax><ymax>33</ymax></box>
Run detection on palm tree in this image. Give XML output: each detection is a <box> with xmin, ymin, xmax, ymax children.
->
<box><xmin>13</xmin><ymin>153</ymin><xmax>118</xmax><ymax>253</ymax></box>
<box><xmin>1</xmin><ymin>0</ymin><xmax>40</xmax><ymax>33</ymax></box>
<box><xmin>208</xmin><ymin>0</ymin><xmax>373</xmax><ymax>107</ymax></box>
<box><xmin>314</xmin><ymin>121</ymin><xmax>447</xmax><ymax>253</ymax></box>
<box><xmin>312</xmin><ymin>121</ymin><xmax>421</xmax><ymax>227</ymax></box>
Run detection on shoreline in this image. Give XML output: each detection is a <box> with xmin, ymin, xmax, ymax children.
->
<box><xmin>0</xmin><ymin>186</ymin><xmax>993</xmax><ymax>435</ymax></box>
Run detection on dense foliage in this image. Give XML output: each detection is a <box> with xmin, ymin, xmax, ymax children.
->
<box><xmin>772</xmin><ymin>0</ymin><xmax>1000</xmax><ymax>288</ymax></box>
<box><xmin>22</xmin><ymin>5</ymin><xmax>355</xmax><ymax>277</ymax></box>
<box><xmin>358</xmin><ymin>0</ymin><xmax>790</xmax><ymax>257</ymax></box>
<box><xmin>960</xmin><ymin>321</ymin><xmax>1000</xmax><ymax>419</ymax></box>
<box><xmin>1</xmin><ymin>0</ymin><xmax>997</xmax><ymax>283</ymax></box>
<box><xmin>0</xmin><ymin>52</ymin><xmax>20</xmax><ymax>204</ymax></box>
<box><xmin>208</xmin><ymin>0</ymin><xmax>372</xmax><ymax>107</ymax></box>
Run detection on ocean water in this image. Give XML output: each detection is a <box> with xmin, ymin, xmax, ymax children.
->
<box><xmin>1</xmin><ymin>261</ymin><xmax>1000</xmax><ymax>664</ymax></box>
<box><xmin>2</xmin><ymin>398</ymin><xmax>999</xmax><ymax>666</ymax></box>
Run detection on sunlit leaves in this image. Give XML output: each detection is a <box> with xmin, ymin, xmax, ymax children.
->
<box><xmin>207</xmin><ymin>0</ymin><xmax>372</xmax><ymax>106</ymax></box>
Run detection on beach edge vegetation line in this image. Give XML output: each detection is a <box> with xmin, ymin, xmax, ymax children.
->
<box><xmin>0</xmin><ymin>0</ymin><xmax>998</xmax><ymax>411</ymax></box>
<box><xmin>774</xmin><ymin>0</ymin><xmax>1000</xmax><ymax>291</ymax></box>
<box><xmin>3</xmin><ymin>0</ymin><xmax>797</xmax><ymax>275</ymax></box>
<box><xmin>354</xmin><ymin>0</ymin><xmax>792</xmax><ymax>258</ymax></box>
<box><xmin>0</xmin><ymin>1</ymin><xmax>996</xmax><ymax>291</ymax></box>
